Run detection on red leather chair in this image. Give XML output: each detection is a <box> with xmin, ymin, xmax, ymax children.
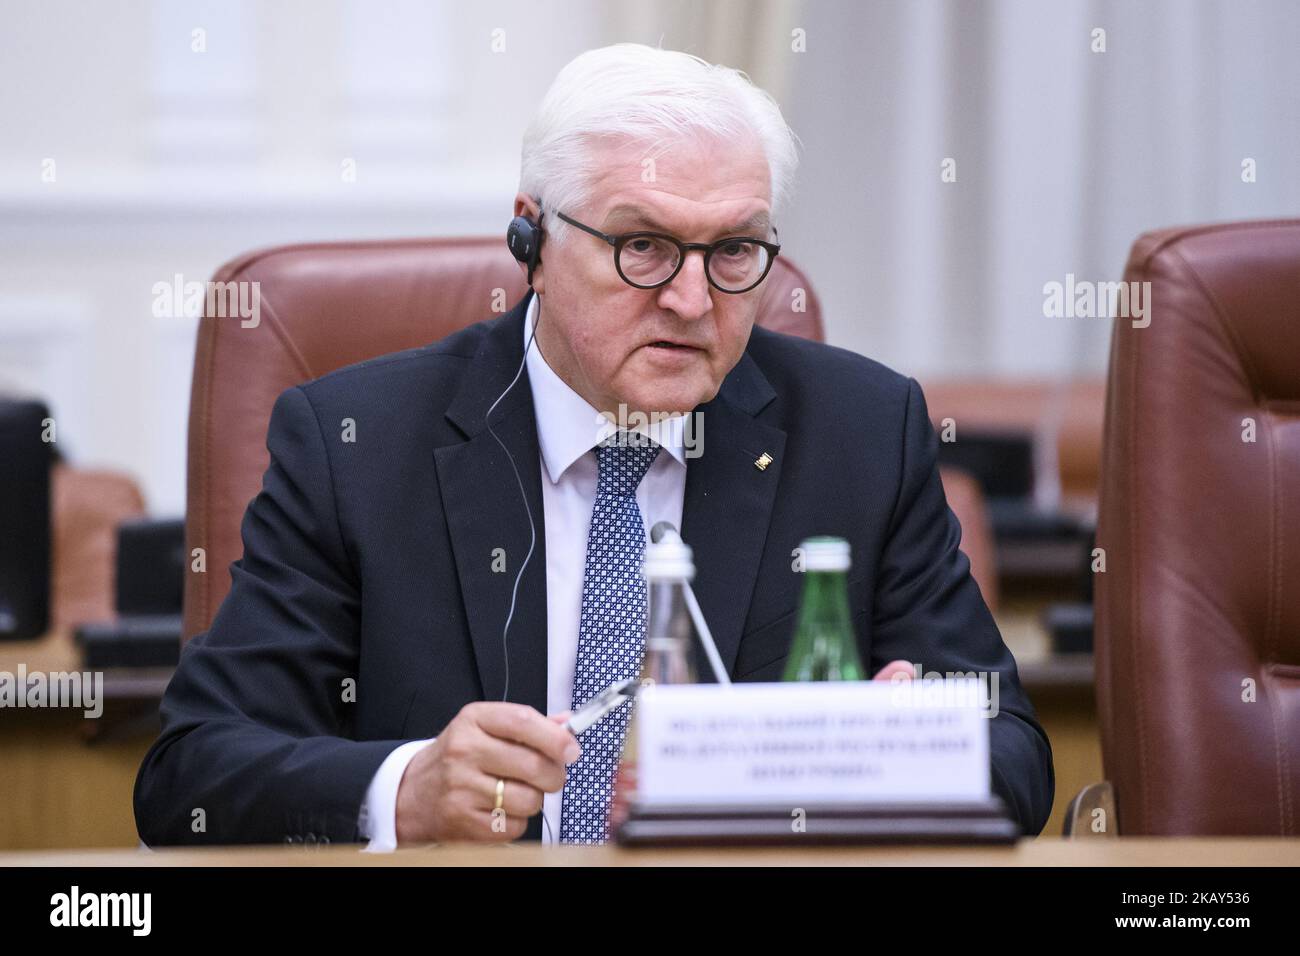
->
<box><xmin>50</xmin><ymin>464</ymin><xmax>146</xmax><ymax>629</ymax></box>
<box><xmin>1094</xmin><ymin>218</ymin><xmax>1300</xmax><ymax>835</ymax></box>
<box><xmin>938</xmin><ymin>466</ymin><xmax>999</xmax><ymax>612</ymax></box>
<box><xmin>923</xmin><ymin>379</ymin><xmax>1107</xmax><ymax>512</ymax></box>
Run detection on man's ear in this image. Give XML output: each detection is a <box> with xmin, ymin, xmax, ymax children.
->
<box><xmin>512</xmin><ymin>192</ymin><xmax>540</xmax><ymax>221</ymax></box>
<box><xmin>511</xmin><ymin>191</ymin><xmax>546</xmax><ymax>293</ymax></box>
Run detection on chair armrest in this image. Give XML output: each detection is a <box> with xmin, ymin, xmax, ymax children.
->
<box><xmin>1062</xmin><ymin>781</ymin><xmax>1117</xmax><ymax>837</ymax></box>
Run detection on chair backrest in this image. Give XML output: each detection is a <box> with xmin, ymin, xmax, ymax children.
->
<box><xmin>183</xmin><ymin>237</ymin><xmax>823</xmax><ymax>639</ymax></box>
<box><xmin>51</xmin><ymin>465</ymin><xmax>145</xmax><ymax>628</ymax></box>
<box><xmin>1095</xmin><ymin>218</ymin><xmax>1300</xmax><ymax>834</ymax></box>
<box><xmin>921</xmin><ymin>379</ymin><xmax>1106</xmax><ymax>507</ymax></box>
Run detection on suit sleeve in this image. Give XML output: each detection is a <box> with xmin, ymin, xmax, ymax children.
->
<box><xmin>134</xmin><ymin>385</ymin><xmax>407</xmax><ymax>846</ymax></box>
<box><xmin>868</xmin><ymin>377</ymin><xmax>1055</xmax><ymax>835</ymax></box>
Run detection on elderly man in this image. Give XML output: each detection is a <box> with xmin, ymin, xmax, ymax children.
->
<box><xmin>134</xmin><ymin>43</ymin><xmax>1053</xmax><ymax>848</ymax></box>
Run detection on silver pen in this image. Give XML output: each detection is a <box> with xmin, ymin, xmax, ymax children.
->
<box><xmin>563</xmin><ymin>677</ymin><xmax>641</xmax><ymax>736</ymax></box>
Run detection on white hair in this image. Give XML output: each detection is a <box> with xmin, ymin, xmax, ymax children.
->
<box><xmin>519</xmin><ymin>43</ymin><xmax>800</xmax><ymax>244</ymax></box>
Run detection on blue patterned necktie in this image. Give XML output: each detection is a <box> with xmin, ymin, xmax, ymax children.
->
<box><xmin>560</xmin><ymin>436</ymin><xmax>662</xmax><ymax>844</ymax></box>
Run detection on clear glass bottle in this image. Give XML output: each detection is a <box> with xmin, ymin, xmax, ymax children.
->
<box><xmin>609</xmin><ymin>533</ymin><xmax>698</xmax><ymax>837</ymax></box>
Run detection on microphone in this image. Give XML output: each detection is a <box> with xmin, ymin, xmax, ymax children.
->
<box><xmin>649</xmin><ymin>521</ymin><xmax>675</xmax><ymax>544</ymax></box>
<box><xmin>649</xmin><ymin>521</ymin><xmax>731</xmax><ymax>685</ymax></box>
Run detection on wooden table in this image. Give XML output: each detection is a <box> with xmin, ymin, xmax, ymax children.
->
<box><xmin>2</xmin><ymin>838</ymin><xmax>1297</xmax><ymax>867</ymax></box>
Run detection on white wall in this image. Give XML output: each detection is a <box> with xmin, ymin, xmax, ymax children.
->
<box><xmin>1</xmin><ymin>0</ymin><xmax>1297</xmax><ymax>514</ymax></box>
<box><xmin>0</xmin><ymin>0</ymin><xmax>610</xmax><ymax>513</ymax></box>
<box><xmin>780</xmin><ymin>0</ymin><xmax>1300</xmax><ymax>377</ymax></box>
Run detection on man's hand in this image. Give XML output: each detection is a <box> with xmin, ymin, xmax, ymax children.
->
<box><xmin>872</xmin><ymin>659</ymin><xmax>916</xmax><ymax>682</ymax></box>
<box><xmin>394</xmin><ymin>702</ymin><xmax>580</xmax><ymax>845</ymax></box>
<box><xmin>393</xmin><ymin>664</ymin><xmax>908</xmax><ymax>844</ymax></box>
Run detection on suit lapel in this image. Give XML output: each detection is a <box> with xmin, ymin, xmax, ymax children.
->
<box><xmin>680</xmin><ymin>348</ymin><xmax>786</xmax><ymax>681</ymax></box>
<box><xmin>433</xmin><ymin>293</ymin><xmax>548</xmax><ymax>716</ymax></box>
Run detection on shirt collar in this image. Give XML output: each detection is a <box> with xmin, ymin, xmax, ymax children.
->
<box><xmin>523</xmin><ymin>293</ymin><xmax>687</xmax><ymax>485</ymax></box>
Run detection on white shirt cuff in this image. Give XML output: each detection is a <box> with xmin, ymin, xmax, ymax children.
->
<box><xmin>359</xmin><ymin>738</ymin><xmax>436</xmax><ymax>852</ymax></box>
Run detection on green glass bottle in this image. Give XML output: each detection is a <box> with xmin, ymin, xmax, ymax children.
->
<box><xmin>781</xmin><ymin>536</ymin><xmax>865</xmax><ymax>682</ymax></box>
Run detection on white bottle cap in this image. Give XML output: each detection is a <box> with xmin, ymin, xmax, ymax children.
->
<box><xmin>801</xmin><ymin>536</ymin><xmax>851</xmax><ymax>572</ymax></box>
<box><xmin>643</xmin><ymin>536</ymin><xmax>695</xmax><ymax>581</ymax></box>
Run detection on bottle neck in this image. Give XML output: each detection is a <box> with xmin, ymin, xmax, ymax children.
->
<box><xmin>799</xmin><ymin>569</ymin><xmax>852</xmax><ymax>616</ymax></box>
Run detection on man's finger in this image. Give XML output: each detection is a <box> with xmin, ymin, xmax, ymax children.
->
<box><xmin>474</xmin><ymin>702</ymin><xmax>580</xmax><ymax>765</ymax></box>
<box><xmin>468</xmin><ymin>771</ymin><xmax>545</xmax><ymax>817</ymax></box>
<box><xmin>476</xmin><ymin>733</ymin><xmax>570</xmax><ymax>794</ymax></box>
<box><xmin>872</xmin><ymin>659</ymin><xmax>916</xmax><ymax>682</ymax></box>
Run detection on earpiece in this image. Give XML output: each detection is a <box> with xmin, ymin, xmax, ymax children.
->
<box><xmin>495</xmin><ymin>219</ymin><xmax>548</xmax><ymax>837</ymax></box>
<box><xmin>506</xmin><ymin>207</ymin><xmax>545</xmax><ymax>285</ymax></box>
<box><xmin>484</xmin><ymin>290</ymin><xmax>540</xmax><ymax>708</ymax></box>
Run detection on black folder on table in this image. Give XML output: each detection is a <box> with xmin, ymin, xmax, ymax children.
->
<box><xmin>615</xmin><ymin>797</ymin><xmax>1020</xmax><ymax>846</ymax></box>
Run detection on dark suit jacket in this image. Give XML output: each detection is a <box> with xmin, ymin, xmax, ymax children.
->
<box><xmin>134</xmin><ymin>290</ymin><xmax>1054</xmax><ymax>845</ymax></box>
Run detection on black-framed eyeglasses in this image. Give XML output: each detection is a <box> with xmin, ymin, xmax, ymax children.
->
<box><xmin>554</xmin><ymin>210</ymin><xmax>781</xmax><ymax>294</ymax></box>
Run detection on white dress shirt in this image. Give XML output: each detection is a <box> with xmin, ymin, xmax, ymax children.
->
<box><xmin>359</xmin><ymin>294</ymin><xmax>687</xmax><ymax>849</ymax></box>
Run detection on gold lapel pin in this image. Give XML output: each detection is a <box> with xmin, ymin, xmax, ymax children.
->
<box><xmin>754</xmin><ymin>452</ymin><xmax>774</xmax><ymax>471</ymax></box>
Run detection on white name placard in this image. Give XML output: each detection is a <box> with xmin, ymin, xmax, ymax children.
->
<box><xmin>634</xmin><ymin>680</ymin><xmax>990</xmax><ymax>805</ymax></box>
